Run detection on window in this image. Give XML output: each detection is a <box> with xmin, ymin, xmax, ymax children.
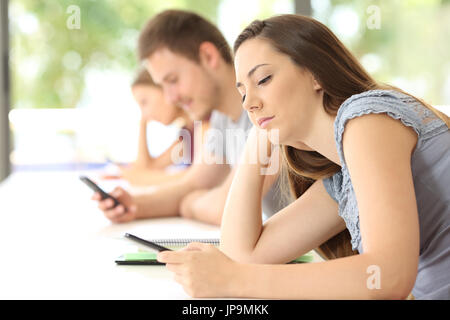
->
<box><xmin>6</xmin><ymin>0</ymin><xmax>449</xmax><ymax>170</ymax></box>
<box><xmin>312</xmin><ymin>0</ymin><xmax>450</xmax><ymax>107</ymax></box>
<box><xmin>8</xmin><ymin>0</ymin><xmax>294</xmax><ymax>169</ymax></box>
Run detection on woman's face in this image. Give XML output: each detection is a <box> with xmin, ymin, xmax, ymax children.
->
<box><xmin>235</xmin><ymin>37</ymin><xmax>323</xmax><ymax>148</ymax></box>
<box><xmin>132</xmin><ymin>84</ymin><xmax>180</xmax><ymax>125</ymax></box>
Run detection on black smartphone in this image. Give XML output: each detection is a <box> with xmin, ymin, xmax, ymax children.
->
<box><xmin>79</xmin><ymin>175</ymin><xmax>121</xmax><ymax>208</ymax></box>
<box><xmin>115</xmin><ymin>254</ymin><xmax>164</xmax><ymax>266</ymax></box>
<box><xmin>124</xmin><ymin>233</ymin><xmax>172</xmax><ymax>252</ymax></box>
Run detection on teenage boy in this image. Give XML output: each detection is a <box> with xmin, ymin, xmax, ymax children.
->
<box><xmin>92</xmin><ymin>10</ymin><xmax>283</xmax><ymax>225</ymax></box>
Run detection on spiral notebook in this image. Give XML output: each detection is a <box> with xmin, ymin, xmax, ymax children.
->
<box><xmin>115</xmin><ymin>237</ymin><xmax>221</xmax><ymax>265</ymax></box>
<box><xmin>115</xmin><ymin>237</ymin><xmax>314</xmax><ymax>265</ymax></box>
<box><xmin>147</xmin><ymin>238</ymin><xmax>220</xmax><ymax>248</ymax></box>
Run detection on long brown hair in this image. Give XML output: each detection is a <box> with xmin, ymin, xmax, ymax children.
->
<box><xmin>234</xmin><ymin>14</ymin><xmax>449</xmax><ymax>261</ymax></box>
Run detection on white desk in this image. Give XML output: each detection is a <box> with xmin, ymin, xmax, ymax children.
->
<box><xmin>0</xmin><ymin>170</ymin><xmax>220</xmax><ymax>299</ymax></box>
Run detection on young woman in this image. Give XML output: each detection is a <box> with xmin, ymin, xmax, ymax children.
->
<box><xmin>103</xmin><ymin>69</ymin><xmax>202</xmax><ymax>185</ymax></box>
<box><xmin>156</xmin><ymin>15</ymin><xmax>450</xmax><ymax>299</ymax></box>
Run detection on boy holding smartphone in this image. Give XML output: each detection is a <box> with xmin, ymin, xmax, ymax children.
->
<box><xmin>92</xmin><ymin>10</ymin><xmax>283</xmax><ymax>225</ymax></box>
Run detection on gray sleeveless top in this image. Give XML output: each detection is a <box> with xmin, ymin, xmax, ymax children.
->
<box><xmin>323</xmin><ymin>89</ymin><xmax>450</xmax><ymax>300</ymax></box>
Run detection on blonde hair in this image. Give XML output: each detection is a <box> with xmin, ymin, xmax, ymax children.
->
<box><xmin>131</xmin><ymin>68</ymin><xmax>156</xmax><ymax>88</ymax></box>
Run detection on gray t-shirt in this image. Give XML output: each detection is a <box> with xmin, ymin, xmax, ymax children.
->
<box><xmin>205</xmin><ymin>110</ymin><xmax>252</xmax><ymax>167</ymax></box>
<box><xmin>205</xmin><ymin>110</ymin><xmax>285</xmax><ymax>219</ymax></box>
<box><xmin>323</xmin><ymin>89</ymin><xmax>450</xmax><ymax>300</ymax></box>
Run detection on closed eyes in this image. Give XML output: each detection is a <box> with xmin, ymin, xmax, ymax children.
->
<box><xmin>241</xmin><ymin>75</ymin><xmax>272</xmax><ymax>103</ymax></box>
<box><xmin>257</xmin><ymin>75</ymin><xmax>272</xmax><ymax>86</ymax></box>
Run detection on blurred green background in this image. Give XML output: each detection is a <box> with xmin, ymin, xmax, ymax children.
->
<box><xmin>10</xmin><ymin>0</ymin><xmax>221</xmax><ymax>109</ymax></box>
<box><xmin>10</xmin><ymin>0</ymin><xmax>450</xmax><ymax>109</ymax></box>
<box><xmin>7</xmin><ymin>0</ymin><xmax>450</xmax><ymax>166</ymax></box>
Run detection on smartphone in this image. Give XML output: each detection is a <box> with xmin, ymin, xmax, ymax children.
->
<box><xmin>79</xmin><ymin>175</ymin><xmax>121</xmax><ymax>208</ymax></box>
<box><xmin>124</xmin><ymin>233</ymin><xmax>172</xmax><ymax>252</ymax></box>
<box><xmin>115</xmin><ymin>253</ymin><xmax>164</xmax><ymax>265</ymax></box>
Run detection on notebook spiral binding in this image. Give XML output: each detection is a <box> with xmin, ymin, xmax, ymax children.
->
<box><xmin>149</xmin><ymin>239</ymin><xmax>220</xmax><ymax>246</ymax></box>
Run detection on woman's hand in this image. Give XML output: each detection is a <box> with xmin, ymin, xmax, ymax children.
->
<box><xmin>244</xmin><ymin>126</ymin><xmax>279</xmax><ymax>173</ymax></box>
<box><xmin>157</xmin><ymin>242</ymin><xmax>241</xmax><ymax>298</ymax></box>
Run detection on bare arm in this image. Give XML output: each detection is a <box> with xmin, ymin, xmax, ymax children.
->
<box><xmin>131</xmin><ymin>160</ymin><xmax>230</xmax><ymax>219</ymax></box>
<box><xmin>134</xmin><ymin>118</ymin><xmax>154</xmax><ymax>168</ymax></box>
<box><xmin>122</xmin><ymin>168</ymin><xmax>186</xmax><ymax>186</ymax></box>
<box><xmin>231</xmin><ymin>114</ymin><xmax>420</xmax><ymax>299</ymax></box>
<box><xmin>134</xmin><ymin>119</ymin><xmax>209</xmax><ymax>170</ymax></box>
<box><xmin>220</xmin><ymin>172</ymin><xmax>346</xmax><ymax>264</ymax></box>
<box><xmin>133</xmin><ymin>119</ymin><xmax>182</xmax><ymax>170</ymax></box>
<box><xmin>179</xmin><ymin>144</ymin><xmax>280</xmax><ymax>226</ymax></box>
<box><xmin>220</xmin><ymin>127</ymin><xmax>345</xmax><ymax>263</ymax></box>
<box><xmin>159</xmin><ymin>114</ymin><xmax>421</xmax><ymax>299</ymax></box>
<box><xmin>94</xmin><ymin>147</ymin><xmax>230</xmax><ymax>221</ymax></box>
<box><xmin>124</xmin><ymin>121</ymin><xmax>210</xmax><ymax>185</ymax></box>
<box><xmin>179</xmin><ymin>167</ymin><xmax>233</xmax><ymax>226</ymax></box>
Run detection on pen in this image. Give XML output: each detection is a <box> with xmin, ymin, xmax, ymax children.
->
<box><xmin>124</xmin><ymin>233</ymin><xmax>172</xmax><ymax>252</ymax></box>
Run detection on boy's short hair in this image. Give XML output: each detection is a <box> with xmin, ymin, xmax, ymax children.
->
<box><xmin>138</xmin><ymin>9</ymin><xmax>233</xmax><ymax>65</ymax></box>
